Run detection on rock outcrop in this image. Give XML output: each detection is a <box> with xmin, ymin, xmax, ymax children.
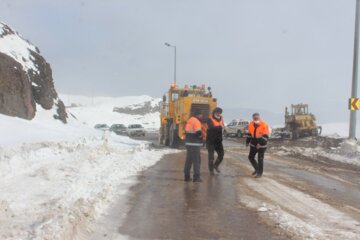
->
<box><xmin>0</xmin><ymin>22</ymin><xmax>67</xmax><ymax>123</ymax></box>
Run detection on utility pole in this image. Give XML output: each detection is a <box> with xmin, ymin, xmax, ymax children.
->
<box><xmin>165</xmin><ymin>42</ymin><xmax>177</xmax><ymax>84</ymax></box>
<box><xmin>350</xmin><ymin>0</ymin><xmax>360</xmax><ymax>139</ymax></box>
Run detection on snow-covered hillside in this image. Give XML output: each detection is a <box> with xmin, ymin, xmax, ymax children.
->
<box><xmin>61</xmin><ymin>94</ymin><xmax>161</xmax><ymax>130</ymax></box>
<box><xmin>0</xmin><ymin>22</ymin><xmax>39</xmax><ymax>74</ymax></box>
<box><xmin>0</xmin><ymin>22</ymin><xmax>67</xmax><ymax>122</ymax></box>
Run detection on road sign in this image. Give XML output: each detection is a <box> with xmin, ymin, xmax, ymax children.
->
<box><xmin>349</xmin><ymin>98</ymin><xmax>359</xmax><ymax>111</ymax></box>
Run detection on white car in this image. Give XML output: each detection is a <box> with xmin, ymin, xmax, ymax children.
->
<box><xmin>127</xmin><ymin>124</ymin><xmax>146</xmax><ymax>137</ymax></box>
<box><xmin>224</xmin><ymin>119</ymin><xmax>249</xmax><ymax>137</ymax></box>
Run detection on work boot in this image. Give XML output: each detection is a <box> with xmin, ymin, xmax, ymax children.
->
<box><xmin>184</xmin><ymin>177</ymin><xmax>192</xmax><ymax>182</ymax></box>
<box><xmin>255</xmin><ymin>173</ymin><xmax>262</xmax><ymax>178</ymax></box>
<box><xmin>214</xmin><ymin>165</ymin><xmax>221</xmax><ymax>173</ymax></box>
<box><xmin>193</xmin><ymin>178</ymin><xmax>203</xmax><ymax>183</ymax></box>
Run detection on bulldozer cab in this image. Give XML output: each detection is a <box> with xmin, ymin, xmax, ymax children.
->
<box><xmin>291</xmin><ymin>104</ymin><xmax>309</xmax><ymax>115</ymax></box>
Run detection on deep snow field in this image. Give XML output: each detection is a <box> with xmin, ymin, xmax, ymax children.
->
<box><xmin>0</xmin><ymin>96</ymin><xmax>175</xmax><ymax>239</ymax></box>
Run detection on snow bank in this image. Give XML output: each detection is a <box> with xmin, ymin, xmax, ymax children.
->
<box><xmin>0</xmin><ymin>135</ymin><xmax>174</xmax><ymax>239</ymax></box>
<box><xmin>274</xmin><ymin>139</ymin><xmax>360</xmax><ymax>167</ymax></box>
<box><xmin>0</xmin><ymin>112</ymin><xmax>174</xmax><ymax>239</ymax></box>
<box><xmin>0</xmin><ymin>113</ymin><xmax>97</xmax><ymax>146</ymax></box>
<box><xmin>239</xmin><ymin>178</ymin><xmax>360</xmax><ymax>240</ymax></box>
<box><xmin>60</xmin><ymin>94</ymin><xmax>161</xmax><ymax>130</ymax></box>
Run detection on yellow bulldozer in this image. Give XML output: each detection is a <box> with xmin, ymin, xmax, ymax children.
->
<box><xmin>273</xmin><ymin>103</ymin><xmax>322</xmax><ymax>139</ymax></box>
<box><xmin>159</xmin><ymin>83</ymin><xmax>218</xmax><ymax>148</ymax></box>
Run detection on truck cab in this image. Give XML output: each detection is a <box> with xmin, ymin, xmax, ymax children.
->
<box><xmin>160</xmin><ymin>83</ymin><xmax>218</xmax><ymax>148</ymax></box>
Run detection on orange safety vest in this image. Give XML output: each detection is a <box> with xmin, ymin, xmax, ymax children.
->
<box><xmin>185</xmin><ymin>116</ymin><xmax>203</xmax><ymax>146</ymax></box>
<box><xmin>185</xmin><ymin>116</ymin><xmax>202</xmax><ymax>133</ymax></box>
<box><xmin>209</xmin><ymin>115</ymin><xmax>224</xmax><ymax>127</ymax></box>
<box><xmin>248</xmin><ymin>120</ymin><xmax>269</xmax><ymax>138</ymax></box>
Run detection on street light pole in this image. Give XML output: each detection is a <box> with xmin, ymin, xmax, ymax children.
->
<box><xmin>165</xmin><ymin>42</ymin><xmax>177</xmax><ymax>85</ymax></box>
<box><xmin>349</xmin><ymin>0</ymin><xmax>360</xmax><ymax>139</ymax></box>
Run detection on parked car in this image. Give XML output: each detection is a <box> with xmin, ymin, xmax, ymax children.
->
<box><xmin>109</xmin><ymin>124</ymin><xmax>127</xmax><ymax>135</ymax></box>
<box><xmin>127</xmin><ymin>124</ymin><xmax>146</xmax><ymax>137</ymax></box>
<box><xmin>223</xmin><ymin>119</ymin><xmax>249</xmax><ymax>137</ymax></box>
<box><xmin>94</xmin><ymin>124</ymin><xmax>110</xmax><ymax>131</ymax></box>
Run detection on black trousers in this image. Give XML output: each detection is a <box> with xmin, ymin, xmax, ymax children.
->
<box><xmin>184</xmin><ymin>145</ymin><xmax>201</xmax><ymax>180</ymax></box>
<box><xmin>248</xmin><ymin>146</ymin><xmax>266</xmax><ymax>175</ymax></box>
<box><xmin>207</xmin><ymin>141</ymin><xmax>224</xmax><ymax>172</ymax></box>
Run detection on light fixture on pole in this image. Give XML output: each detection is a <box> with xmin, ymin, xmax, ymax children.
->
<box><xmin>165</xmin><ymin>42</ymin><xmax>177</xmax><ymax>85</ymax></box>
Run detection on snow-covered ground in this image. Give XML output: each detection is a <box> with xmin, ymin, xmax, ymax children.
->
<box><xmin>239</xmin><ymin>178</ymin><xmax>360</xmax><ymax>240</ymax></box>
<box><xmin>0</xmin><ymin>95</ymin><xmax>173</xmax><ymax>239</ymax></box>
<box><xmin>273</xmin><ymin>138</ymin><xmax>360</xmax><ymax>167</ymax></box>
<box><xmin>60</xmin><ymin>94</ymin><xmax>161</xmax><ymax>130</ymax></box>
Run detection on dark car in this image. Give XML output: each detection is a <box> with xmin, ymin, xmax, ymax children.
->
<box><xmin>110</xmin><ymin>124</ymin><xmax>127</xmax><ymax>135</ymax></box>
<box><xmin>94</xmin><ymin>124</ymin><xmax>110</xmax><ymax>131</ymax></box>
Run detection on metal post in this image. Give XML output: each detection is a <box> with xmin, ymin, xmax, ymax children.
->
<box><xmin>165</xmin><ymin>42</ymin><xmax>177</xmax><ymax>85</ymax></box>
<box><xmin>350</xmin><ymin>0</ymin><xmax>360</xmax><ymax>139</ymax></box>
<box><xmin>174</xmin><ymin>46</ymin><xmax>177</xmax><ymax>84</ymax></box>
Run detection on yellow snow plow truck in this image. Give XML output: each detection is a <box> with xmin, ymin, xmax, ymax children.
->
<box><xmin>159</xmin><ymin>83</ymin><xmax>218</xmax><ymax>148</ymax></box>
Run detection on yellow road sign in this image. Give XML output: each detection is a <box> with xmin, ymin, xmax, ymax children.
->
<box><xmin>349</xmin><ymin>98</ymin><xmax>359</xmax><ymax>111</ymax></box>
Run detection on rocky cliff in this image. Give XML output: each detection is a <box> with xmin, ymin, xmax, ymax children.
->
<box><xmin>0</xmin><ymin>22</ymin><xmax>67</xmax><ymax>123</ymax></box>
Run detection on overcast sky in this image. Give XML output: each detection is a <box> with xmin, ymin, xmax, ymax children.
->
<box><xmin>0</xmin><ymin>0</ymin><xmax>359</xmax><ymax>124</ymax></box>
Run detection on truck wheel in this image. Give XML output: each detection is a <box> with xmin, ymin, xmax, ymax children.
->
<box><xmin>159</xmin><ymin>135</ymin><xmax>164</xmax><ymax>145</ymax></box>
<box><xmin>169</xmin><ymin>124</ymin><xmax>179</xmax><ymax>148</ymax></box>
<box><xmin>164</xmin><ymin>122</ymin><xmax>171</xmax><ymax>146</ymax></box>
<box><xmin>159</xmin><ymin>127</ymin><xmax>164</xmax><ymax>145</ymax></box>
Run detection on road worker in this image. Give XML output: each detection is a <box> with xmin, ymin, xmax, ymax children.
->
<box><xmin>206</xmin><ymin>107</ymin><xmax>225</xmax><ymax>174</ymax></box>
<box><xmin>184</xmin><ymin>110</ymin><xmax>204</xmax><ymax>182</ymax></box>
<box><xmin>246</xmin><ymin>113</ymin><xmax>270</xmax><ymax>178</ymax></box>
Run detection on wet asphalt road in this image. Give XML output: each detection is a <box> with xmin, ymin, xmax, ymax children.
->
<box><xmin>89</xmin><ymin>134</ymin><xmax>360</xmax><ymax>240</ymax></box>
<box><xmin>118</xmin><ymin>152</ymin><xmax>284</xmax><ymax>240</ymax></box>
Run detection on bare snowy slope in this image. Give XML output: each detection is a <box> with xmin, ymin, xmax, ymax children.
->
<box><xmin>61</xmin><ymin>94</ymin><xmax>161</xmax><ymax>129</ymax></box>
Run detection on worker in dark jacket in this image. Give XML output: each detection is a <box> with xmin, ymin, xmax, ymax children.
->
<box><xmin>206</xmin><ymin>107</ymin><xmax>225</xmax><ymax>174</ymax></box>
<box><xmin>246</xmin><ymin>113</ymin><xmax>270</xmax><ymax>178</ymax></box>
<box><xmin>184</xmin><ymin>110</ymin><xmax>204</xmax><ymax>182</ymax></box>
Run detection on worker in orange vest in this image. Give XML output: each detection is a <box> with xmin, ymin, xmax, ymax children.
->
<box><xmin>205</xmin><ymin>107</ymin><xmax>225</xmax><ymax>174</ymax></box>
<box><xmin>246</xmin><ymin>113</ymin><xmax>270</xmax><ymax>178</ymax></box>
<box><xmin>184</xmin><ymin>110</ymin><xmax>204</xmax><ymax>182</ymax></box>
